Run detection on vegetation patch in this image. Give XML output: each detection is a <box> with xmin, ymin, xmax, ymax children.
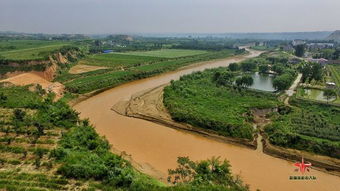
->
<box><xmin>117</xmin><ymin>49</ymin><xmax>208</xmax><ymax>58</ymax></box>
<box><xmin>265</xmin><ymin>98</ymin><xmax>340</xmax><ymax>158</ymax></box>
<box><xmin>163</xmin><ymin>68</ymin><xmax>279</xmax><ymax>140</ymax></box>
<box><xmin>62</xmin><ymin>49</ymin><xmax>239</xmax><ymax>94</ymax></box>
<box><xmin>0</xmin><ymin>40</ymin><xmax>71</xmax><ymax>60</ymax></box>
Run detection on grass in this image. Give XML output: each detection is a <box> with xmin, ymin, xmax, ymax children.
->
<box><xmin>78</xmin><ymin>53</ymin><xmax>163</xmax><ymax>68</ymax></box>
<box><xmin>0</xmin><ymin>85</ymin><xmax>41</xmax><ymax>108</ymax></box>
<box><xmin>0</xmin><ymin>40</ymin><xmax>71</xmax><ymax>60</ymax></box>
<box><xmin>61</xmin><ymin>49</ymin><xmax>238</xmax><ymax>94</ymax></box>
<box><xmin>117</xmin><ymin>49</ymin><xmax>208</xmax><ymax>58</ymax></box>
<box><xmin>163</xmin><ymin>67</ymin><xmax>279</xmax><ymax>140</ymax></box>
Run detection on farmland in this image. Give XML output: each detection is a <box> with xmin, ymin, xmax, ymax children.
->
<box><xmin>117</xmin><ymin>49</ymin><xmax>207</xmax><ymax>58</ymax></box>
<box><xmin>78</xmin><ymin>53</ymin><xmax>164</xmax><ymax>69</ymax></box>
<box><xmin>0</xmin><ymin>84</ymin><xmax>249</xmax><ymax>191</ymax></box>
<box><xmin>327</xmin><ymin>64</ymin><xmax>340</xmax><ymax>87</ymax></box>
<box><xmin>265</xmin><ymin>98</ymin><xmax>340</xmax><ymax>158</ymax></box>
<box><xmin>0</xmin><ymin>85</ymin><xmax>160</xmax><ymax>190</ymax></box>
<box><xmin>59</xmin><ymin>49</ymin><xmax>240</xmax><ymax>94</ymax></box>
<box><xmin>0</xmin><ymin>40</ymin><xmax>71</xmax><ymax>60</ymax></box>
<box><xmin>163</xmin><ymin>67</ymin><xmax>279</xmax><ymax>140</ymax></box>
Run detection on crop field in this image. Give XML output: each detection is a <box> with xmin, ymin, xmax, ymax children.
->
<box><xmin>163</xmin><ymin>68</ymin><xmax>279</xmax><ymax>140</ymax></box>
<box><xmin>327</xmin><ymin>64</ymin><xmax>340</xmax><ymax>86</ymax></box>
<box><xmin>0</xmin><ymin>40</ymin><xmax>71</xmax><ymax>60</ymax></box>
<box><xmin>60</xmin><ymin>49</ymin><xmax>238</xmax><ymax>93</ymax></box>
<box><xmin>78</xmin><ymin>53</ymin><xmax>164</xmax><ymax>69</ymax></box>
<box><xmin>117</xmin><ymin>49</ymin><xmax>208</xmax><ymax>58</ymax></box>
<box><xmin>265</xmin><ymin>98</ymin><xmax>340</xmax><ymax>158</ymax></box>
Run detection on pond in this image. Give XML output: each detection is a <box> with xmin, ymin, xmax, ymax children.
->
<box><xmin>249</xmin><ymin>72</ymin><xmax>276</xmax><ymax>92</ymax></box>
<box><xmin>300</xmin><ymin>88</ymin><xmax>336</xmax><ymax>102</ymax></box>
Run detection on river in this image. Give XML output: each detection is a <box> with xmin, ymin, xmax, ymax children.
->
<box><xmin>73</xmin><ymin>50</ymin><xmax>340</xmax><ymax>191</ymax></box>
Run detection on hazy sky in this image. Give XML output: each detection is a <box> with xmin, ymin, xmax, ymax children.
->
<box><xmin>1</xmin><ymin>0</ymin><xmax>339</xmax><ymax>34</ymax></box>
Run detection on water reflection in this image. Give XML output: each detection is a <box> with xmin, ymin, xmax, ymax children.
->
<box><xmin>249</xmin><ymin>72</ymin><xmax>276</xmax><ymax>92</ymax></box>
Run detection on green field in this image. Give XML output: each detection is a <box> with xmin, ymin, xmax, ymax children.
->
<box><xmin>117</xmin><ymin>49</ymin><xmax>207</xmax><ymax>58</ymax></box>
<box><xmin>328</xmin><ymin>64</ymin><xmax>340</xmax><ymax>86</ymax></box>
<box><xmin>265</xmin><ymin>98</ymin><xmax>340</xmax><ymax>158</ymax></box>
<box><xmin>163</xmin><ymin>68</ymin><xmax>279</xmax><ymax>140</ymax></box>
<box><xmin>60</xmin><ymin>49</ymin><xmax>238</xmax><ymax>93</ymax></box>
<box><xmin>0</xmin><ymin>40</ymin><xmax>71</xmax><ymax>60</ymax></box>
<box><xmin>78</xmin><ymin>53</ymin><xmax>163</xmax><ymax>68</ymax></box>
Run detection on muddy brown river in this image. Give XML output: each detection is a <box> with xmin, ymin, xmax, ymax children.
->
<box><xmin>74</xmin><ymin>50</ymin><xmax>340</xmax><ymax>191</ymax></box>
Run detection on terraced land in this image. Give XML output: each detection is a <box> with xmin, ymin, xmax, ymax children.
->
<box><xmin>0</xmin><ymin>85</ymin><xmax>163</xmax><ymax>190</ymax></box>
<box><xmin>0</xmin><ymin>86</ymin><xmax>84</xmax><ymax>190</ymax></box>
<box><xmin>59</xmin><ymin>49</ymin><xmax>239</xmax><ymax>94</ymax></box>
<box><xmin>0</xmin><ymin>40</ymin><xmax>71</xmax><ymax>60</ymax></box>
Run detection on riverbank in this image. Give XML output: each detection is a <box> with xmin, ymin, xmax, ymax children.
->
<box><xmin>112</xmin><ymin>84</ymin><xmax>256</xmax><ymax>149</ymax></box>
<box><xmin>73</xmin><ymin>48</ymin><xmax>340</xmax><ymax>191</ymax></box>
<box><xmin>69</xmin><ymin>50</ymin><xmax>255</xmax><ymax>107</ymax></box>
<box><xmin>112</xmin><ymin>83</ymin><xmax>340</xmax><ymax>177</ymax></box>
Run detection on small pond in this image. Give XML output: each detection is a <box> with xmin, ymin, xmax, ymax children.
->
<box><xmin>249</xmin><ymin>72</ymin><xmax>276</xmax><ymax>92</ymax></box>
<box><xmin>300</xmin><ymin>88</ymin><xmax>336</xmax><ymax>102</ymax></box>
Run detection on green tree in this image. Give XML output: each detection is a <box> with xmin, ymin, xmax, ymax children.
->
<box><xmin>236</xmin><ymin>75</ymin><xmax>253</xmax><ymax>88</ymax></box>
<box><xmin>295</xmin><ymin>44</ymin><xmax>305</xmax><ymax>57</ymax></box>
<box><xmin>213</xmin><ymin>71</ymin><xmax>234</xmax><ymax>86</ymax></box>
<box><xmin>240</xmin><ymin>62</ymin><xmax>256</xmax><ymax>72</ymax></box>
<box><xmin>259</xmin><ymin>64</ymin><xmax>269</xmax><ymax>73</ymax></box>
<box><xmin>228</xmin><ymin>63</ymin><xmax>239</xmax><ymax>71</ymax></box>
<box><xmin>13</xmin><ymin>109</ymin><xmax>26</xmax><ymax>122</ymax></box>
<box><xmin>0</xmin><ymin>92</ymin><xmax>7</xmax><ymax>104</ymax></box>
<box><xmin>35</xmin><ymin>84</ymin><xmax>46</xmax><ymax>96</ymax></box>
<box><xmin>273</xmin><ymin>73</ymin><xmax>294</xmax><ymax>91</ymax></box>
<box><xmin>168</xmin><ymin>156</ymin><xmax>248</xmax><ymax>190</ymax></box>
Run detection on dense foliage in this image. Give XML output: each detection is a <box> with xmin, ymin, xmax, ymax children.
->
<box><xmin>164</xmin><ymin>68</ymin><xmax>279</xmax><ymax>140</ymax></box>
<box><xmin>300</xmin><ymin>62</ymin><xmax>323</xmax><ymax>83</ymax></box>
<box><xmin>168</xmin><ymin>156</ymin><xmax>248</xmax><ymax>191</ymax></box>
<box><xmin>265</xmin><ymin>98</ymin><xmax>340</xmax><ymax>158</ymax></box>
<box><xmin>294</xmin><ymin>44</ymin><xmax>305</xmax><ymax>57</ymax></box>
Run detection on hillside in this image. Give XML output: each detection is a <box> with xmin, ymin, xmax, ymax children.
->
<box><xmin>326</xmin><ymin>30</ymin><xmax>340</xmax><ymax>41</ymax></box>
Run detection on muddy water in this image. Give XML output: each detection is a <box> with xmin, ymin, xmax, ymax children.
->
<box><xmin>74</xmin><ymin>50</ymin><xmax>340</xmax><ymax>191</ymax></box>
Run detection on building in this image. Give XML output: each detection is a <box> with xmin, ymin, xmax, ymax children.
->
<box><xmin>307</xmin><ymin>58</ymin><xmax>328</xmax><ymax>66</ymax></box>
<box><xmin>306</xmin><ymin>43</ymin><xmax>334</xmax><ymax>50</ymax></box>
<box><xmin>102</xmin><ymin>50</ymin><xmax>113</xmax><ymax>54</ymax></box>
<box><xmin>326</xmin><ymin>82</ymin><xmax>336</xmax><ymax>88</ymax></box>
<box><xmin>292</xmin><ymin>40</ymin><xmax>305</xmax><ymax>46</ymax></box>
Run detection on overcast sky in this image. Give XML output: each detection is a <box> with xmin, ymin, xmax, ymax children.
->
<box><xmin>0</xmin><ymin>0</ymin><xmax>339</xmax><ymax>34</ymax></box>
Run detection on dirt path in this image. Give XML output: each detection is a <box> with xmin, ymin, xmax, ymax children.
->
<box><xmin>284</xmin><ymin>73</ymin><xmax>302</xmax><ymax>105</ymax></box>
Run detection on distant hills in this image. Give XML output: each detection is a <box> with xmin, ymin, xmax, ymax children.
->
<box><xmin>326</xmin><ymin>30</ymin><xmax>340</xmax><ymax>41</ymax></box>
<box><xmin>140</xmin><ymin>31</ymin><xmax>333</xmax><ymax>40</ymax></box>
<box><xmin>1</xmin><ymin>30</ymin><xmax>339</xmax><ymax>41</ymax></box>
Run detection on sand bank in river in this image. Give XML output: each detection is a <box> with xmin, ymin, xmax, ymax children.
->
<box><xmin>112</xmin><ymin>84</ymin><xmax>340</xmax><ymax>177</ymax></box>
